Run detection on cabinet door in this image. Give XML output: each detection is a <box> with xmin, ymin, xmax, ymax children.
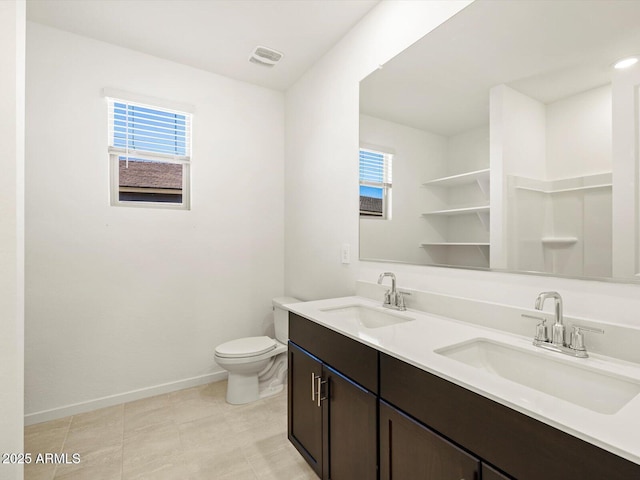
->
<box><xmin>288</xmin><ymin>342</ymin><xmax>323</xmax><ymax>477</ymax></box>
<box><xmin>380</xmin><ymin>401</ymin><xmax>480</xmax><ymax>480</ymax></box>
<box><xmin>322</xmin><ymin>366</ymin><xmax>377</xmax><ymax>480</ymax></box>
<box><xmin>482</xmin><ymin>463</ymin><xmax>512</xmax><ymax>480</ymax></box>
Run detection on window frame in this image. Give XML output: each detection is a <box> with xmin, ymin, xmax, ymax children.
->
<box><xmin>105</xmin><ymin>93</ymin><xmax>193</xmax><ymax>210</ymax></box>
<box><xmin>359</xmin><ymin>145</ymin><xmax>393</xmax><ymax>220</ymax></box>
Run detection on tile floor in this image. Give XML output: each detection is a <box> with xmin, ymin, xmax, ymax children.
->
<box><xmin>24</xmin><ymin>381</ymin><xmax>317</xmax><ymax>480</ymax></box>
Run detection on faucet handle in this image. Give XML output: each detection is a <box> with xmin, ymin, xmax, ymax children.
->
<box><xmin>522</xmin><ymin>314</ymin><xmax>549</xmax><ymax>342</ymax></box>
<box><xmin>522</xmin><ymin>313</ymin><xmax>551</xmax><ymax>343</ymax></box>
<box><xmin>396</xmin><ymin>291</ymin><xmax>411</xmax><ymax>310</ymax></box>
<box><xmin>569</xmin><ymin>324</ymin><xmax>604</xmax><ymax>351</ymax></box>
<box><xmin>535</xmin><ymin>318</ymin><xmax>549</xmax><ymax>343</ymax></box>
<box><xmin>382</xmin><ymin>290</ymin><xmax>391</xmax><ymax>305</ymax></box>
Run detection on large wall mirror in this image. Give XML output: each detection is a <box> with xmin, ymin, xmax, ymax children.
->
<box><xmin>359</xmin><ymin>0</ymin><xmax>640</xmax><ymax>282</ymax></box>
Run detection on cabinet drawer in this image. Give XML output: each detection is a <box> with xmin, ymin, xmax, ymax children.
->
<box><xmin>380</xmin><ymin>353</ymin><xmax>640</xmax><ymax>480</ymax></box>
<box><xmin>289</xmin><ymin>313</ymin><xmax>378</xmax><ymax>393</ymax></box>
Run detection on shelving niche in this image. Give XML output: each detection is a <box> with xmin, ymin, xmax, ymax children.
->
<box><xmin>421</xmin><ymin>168</ymin><xmax>490</xmax><ymax>268</ymax></box>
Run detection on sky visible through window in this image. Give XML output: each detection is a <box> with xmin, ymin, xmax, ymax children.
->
<box><xmin>360</xmin><ymin>185</ymin><xmax>383</xmax><ymax>199</ymax></box>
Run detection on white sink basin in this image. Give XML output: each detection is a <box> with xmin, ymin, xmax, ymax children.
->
<box><xmin>436</xmin><ymin>339</ymin><xmax>640</xmax><ymax>414</ymax></box>
<box><xmin>320</xmin><ymin>304</ymin><xmax>413</xmax><ymax>329</ymax></box>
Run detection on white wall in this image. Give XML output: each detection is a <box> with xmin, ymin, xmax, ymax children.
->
<box><xmin>612</xmin><ymin>62</ymin><xmax>640</xmax><ymax>279</ymax></box>
<box><xmin>0</xmin><ymin>1</ymin><xmax>25</xmax><ymax>478</ymax></box>
<box><xmin>25</xmin><ymin>23</ymin><xmax>285</xmax><ymax>420</ymax></box>
<box><xmin>447</xmin><ymin>126</ymin><xmax>489</xmax><ymax>176</ymax></box>
<box><xmin>284</xmin><ymin>0</ymin><xmax>640</xmax><ymax>329</ymax></box>
<box><xmin>285</xmin><ymin>0</ymin><xmax>473</xmax><ymax>300</ymax></box>
<box><xmin>546</xmin><ymin>85</ymin><xmax>612</xmax><ymax>179</ymax></box>
<box><xmin>490</xmin><ymin>84</ymin><xmax>547</xmax><ymax>270</ymax></box>
<box><xmin>493</xmin><ymin>85</ymin><xmax>547</xmax><ymax>271</ymax></box>
<box><xmin>359</xmin><ymin>114</ymin><xmax>445</xmax><ymax>264</ymax></box>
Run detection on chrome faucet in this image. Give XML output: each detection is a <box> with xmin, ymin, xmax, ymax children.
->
<box><xmin>535</xmin><ymin>291</ymin><xmax>564</xmax><ymax>346</ymax></box>
<box><xmin>377</xmin><ymin>272</ymin><xmax>408</xmax><ymax>311</ymax></box>
<box><xmin>522</xmin><ymin>291</ymin><xmax>604</xmax><ymax>358</ymax></box>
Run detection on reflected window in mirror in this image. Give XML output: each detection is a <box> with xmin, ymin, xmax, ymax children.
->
<box><xmin>359</xmin><ymin>147</ymin><xmax>393</xmax><ymax>219</ymax></box>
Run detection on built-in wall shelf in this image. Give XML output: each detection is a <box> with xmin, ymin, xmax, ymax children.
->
<box><xmin>420</xmin><ymin>242</ymin><xmax>490</xmax><ymax>263</ymax></box>
<box><xmin>420</xmin><ymin>151</ymin><xmax>489</xmax><ymax>268</ymax></box>
<box><xmin>511</xmin><ymin>172</ymin><xmax>612</xmax><ymax>195</ymax></box>
<box><xmin>422</xmin><ymin>205</ymin><xmax>489</xmax><ymax>216</ymax></box>
<box><xmin>516</xmin><ymin>184</ymin><xmax>611</xmax><ymax>194</ymax></box>
<box><xmin>423</xmin><ymin>168</ymin><xmax>490</xmax><ymax>188</ymax></box>
<box><xmin>420</xmin><ymin>242</ymin><xmax>490</xmax><ymax>246</ymax></box>
<box><xmin>541</xmin><ymin>237</ymin><xmax>578</xmax><ymax>247</ymax></box>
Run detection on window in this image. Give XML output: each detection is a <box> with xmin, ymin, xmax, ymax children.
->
<box><xmin>107</xmin><ymin>96</ymin><xmax>192</xmax><ymax>208</ymax></box>
<box><xmin>359</xmin><ymin>147</ymin><xmax>393</xmax><ymax>218</ymax></box>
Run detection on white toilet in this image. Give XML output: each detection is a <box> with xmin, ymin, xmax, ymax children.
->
<box><xmin>214</xmin><ymin>296</ymin><xmax>299</xmax><ymax>405</ymax></box>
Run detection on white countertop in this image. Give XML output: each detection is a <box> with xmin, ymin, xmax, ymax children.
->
<box><xmin>287</xmin><ymin>296</ymin><xmax>640</xmax><ymax>465</ymax></box>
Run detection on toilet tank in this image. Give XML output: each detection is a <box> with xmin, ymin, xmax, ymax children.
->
<box><xmin>272</xmin><ymin>296</ymin><xmax>299</xmax><ymax>344</ymax></box>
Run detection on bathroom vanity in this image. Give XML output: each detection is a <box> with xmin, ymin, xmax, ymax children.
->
<box><xmin>286</xmin><ymin>294</ymin><xmax>640</xmax><ymax>480</ymax></box>
<box><xmin>288</xmin><ymin>318</ymin><xmax>377</xmax><ymax>479</ymax></box>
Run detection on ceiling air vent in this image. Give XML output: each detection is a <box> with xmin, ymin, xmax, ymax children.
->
<box><xmin>249</xmin><ymin>46</ymin><xmax>284</xmax><ymax>68</ymax></box>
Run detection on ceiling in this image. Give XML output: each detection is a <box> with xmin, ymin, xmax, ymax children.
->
<box><xmin>360</xmin><ymin>0</ymin><xmax>640</xmax><ymax>136</ymax></box>
<box><xmin>26</xmin><ymin>0</ymin><xmax>380</xmax><ymax>91</ymax></box>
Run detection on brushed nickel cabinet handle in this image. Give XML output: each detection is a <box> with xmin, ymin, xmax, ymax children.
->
<box><xmin>316</xmin><ymin>375</ymin><xmax>327</xmax><ymax>407</ymax></box>
<box><xmin>311</xmin><ymin>372</ymin><xmax>316</xmax><ymax>401</ymax></box>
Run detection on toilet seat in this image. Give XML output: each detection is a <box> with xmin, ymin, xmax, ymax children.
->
<box><xmin>215</xmin><ymin>336</ymin><xmax>276</xmax><ymax>359</ymax></box>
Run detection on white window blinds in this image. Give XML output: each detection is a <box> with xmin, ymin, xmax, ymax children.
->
<box><xmin>107</xmin><ymin>98</ymin><xmax>192</xmax><ymax>162</ymax></box>
<box><xmin>359</xmin><ymin>148</ymin><xmax>392</xmax><ymax>187</ymax></box>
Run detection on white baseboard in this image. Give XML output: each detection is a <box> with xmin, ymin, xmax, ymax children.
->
<box><xmin>24</xmin><ymin>371</ymin><xmax>228</xmax><ymax>426</ymax></box>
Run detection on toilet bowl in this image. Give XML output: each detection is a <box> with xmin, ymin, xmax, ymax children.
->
<box><xmin>214</xmin><ymin>297</ymin><xmax>299</xmax><ymax>404</ymax></box>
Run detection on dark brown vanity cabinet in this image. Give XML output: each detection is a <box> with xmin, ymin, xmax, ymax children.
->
<box><xmin>380</xmin><ymin>352</ymin><xmax>640</xmax><ymax>480</ymax></box>
<box><xmin>380</xmin><ymin>401</ymin><xmax>480</xmax><ymax>480</ymax></box>
<box><xmin>482</xmin><ymin>464</ymin><xmax>511</xmax><ymax>480</ymax></box>
<box><xmin>288</xmin><ymin>314</ymin><xmax>377</xmax><ymax>480</ymax></box>
<box><xmin>321</xmin><ymin>365</ymin><xmax>377</xmax><ymax>480</ymax></box>
<box><xmin>289</xmin><ymin>312</ymin><xmax>640</xmax><ymax>480</ymax></box>
<box><xmin>288</xmin><ymin>342</ymin><xmax>323</xmax><ymax>476</ymax></box>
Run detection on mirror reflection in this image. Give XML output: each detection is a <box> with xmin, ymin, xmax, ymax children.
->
<box><xmin>359</xmin><ymin>0</ymin><xmax>640</xmax><ymax>281</ymax></box>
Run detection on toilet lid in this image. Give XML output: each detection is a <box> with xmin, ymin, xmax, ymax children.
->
<box><xmin>215</xmin><ymin>336</ymin><xmax>277</xmax><ymax>358</ymax></box>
